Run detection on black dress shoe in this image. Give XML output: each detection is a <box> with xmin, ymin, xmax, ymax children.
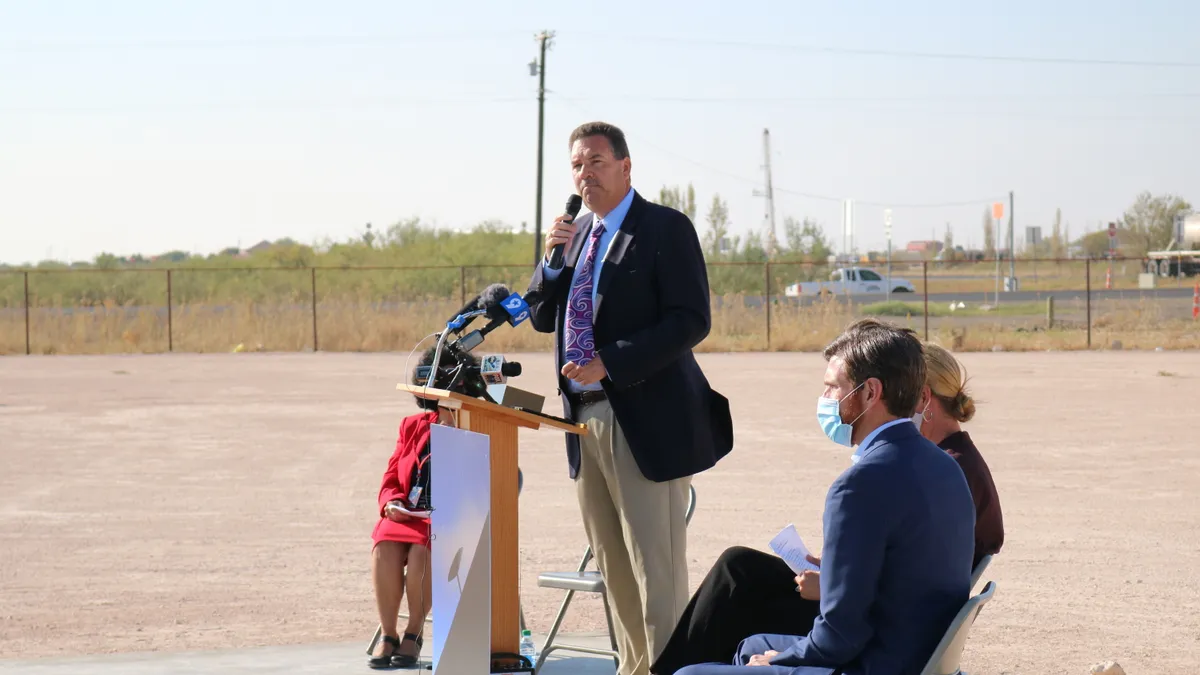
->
<box><xmin>368</xmin><ymin>634</ymin><xmax>400</xmax><ymax>669</ymax></box>
<box><xmin>391</xmin><ymin>632</ymin><xmax>424</xmax><ymax>668</ymax></box>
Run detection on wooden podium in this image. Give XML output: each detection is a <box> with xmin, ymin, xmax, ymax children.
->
<box><xmin>397</xmin><ymin>383</ymin><xmax>586</xmax><ymax>659</ymax></box>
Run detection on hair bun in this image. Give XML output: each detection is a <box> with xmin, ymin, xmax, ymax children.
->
<box><xmin>953</xmin><ymin>390</ymin><xmax>976</xmax><ymax>422</ymax></box>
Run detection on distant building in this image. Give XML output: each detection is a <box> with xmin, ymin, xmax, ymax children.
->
<box><xmin>905</xmin><ymin>240</ymin><xmax>944</xmax><ymax>254</ymax></box>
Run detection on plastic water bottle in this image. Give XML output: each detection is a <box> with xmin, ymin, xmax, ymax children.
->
<box><xmin>519</xmin><ymin>629</ymin><xmax>537</xmax><ymax>665</ymax></box>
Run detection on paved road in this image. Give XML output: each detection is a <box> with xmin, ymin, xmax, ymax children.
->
<box><xmin>736</xmin><ymin>286</ymin><xmax>1197</xmax><ymax>309</ymax></box>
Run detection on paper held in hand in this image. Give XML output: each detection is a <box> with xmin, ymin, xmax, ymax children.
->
<box><xmin>389</xmin><ymin>501</ymin><xmax>432</xmax><ymax>519</ymax></box>
<box><xmin>769</xmin><ymin>524</ymin><xmax>820</xmax><ymax>575</ymax></box>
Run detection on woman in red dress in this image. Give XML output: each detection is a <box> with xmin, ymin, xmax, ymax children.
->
<box><xmin>368</xmin><ymin>346</ymin><xmax>478</xmax><ymax>669</ymax></box>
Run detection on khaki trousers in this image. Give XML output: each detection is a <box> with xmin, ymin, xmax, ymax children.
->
<box><xmin>575</xmin><ymin>400</ymin><xmax>692</xmax><ymax>675</ymax></box>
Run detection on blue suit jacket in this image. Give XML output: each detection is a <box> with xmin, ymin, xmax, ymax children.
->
<box><xmin>526</xmin><ymin>192</ymin><xmax>734</xmax><ymax>483</ymax></box>
<box><xmin>770</xmin><ymin>422</ymin><xmax>975</xmax><ymax>674</ymax></box>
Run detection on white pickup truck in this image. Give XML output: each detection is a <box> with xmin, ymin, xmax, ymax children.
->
<box><xmin>783</xmin><ymin>267</ymin><xmax>916</xmax><ymax>297</ymax></box>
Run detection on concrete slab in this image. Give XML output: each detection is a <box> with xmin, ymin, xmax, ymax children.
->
<box><xmin>0</xmin><ymin>632</ymin><xmax>616</xmax><ymax>675</ymax></box>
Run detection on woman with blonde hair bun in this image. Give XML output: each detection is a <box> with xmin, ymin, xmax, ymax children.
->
<box><xmin>912</xmin><ymin>342</ymin><xmax>1003</xmax><ymax>568</ymax></box>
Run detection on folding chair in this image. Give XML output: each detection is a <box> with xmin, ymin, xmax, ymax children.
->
<box><xmin>534</xmin><ymin>484</ymin><xmax>697</xmax><ymax>674</ymax></box>
<box><xmin>365</xmin><ymin>469</ymin><xmax>527</xmax><ymax>656</ymax></box>
<box><xmin>918</xmin><ymin>580</ymin><xmax>996</xmax><ymax>675</ymax></box>
<box><xmin>969</xmin><ymin>554</ymin><xmax>993</xmax><ymax>591</ymax></box>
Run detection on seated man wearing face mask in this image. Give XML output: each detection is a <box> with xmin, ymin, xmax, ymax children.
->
<box><xmin>662</xmin><ymin>319</ymin><xmax>975</xmax><ymax>675</ymax></box>
<box><xmin>652</xmin><ymin>338</ymin><xmax>1001</xmax><ymax>674</ymax></box>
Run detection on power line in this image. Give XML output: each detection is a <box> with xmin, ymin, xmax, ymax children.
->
<box><xmin>8</xmin><ymin>91</ymin><xmax>1199</xmax><ymax>119</ymax></box>
<box><xmin>555</xmin><ymin>96</ymin><xmax>1005</xmax><ymax>209</ymax></box>
<box><xmin>550</xmin><ymin>92</ymin><xmax>1198</xmax><ymax>124</ymax></box>
<box><xmin>11</xmin><ymin>30</ymin><xmax>1195</xmax><ymax>68</ymax></box>
<box><xmin>0</xmin><ymin>96</ymin><xmax>530</xmax><ymax>114</ymax></box>
<box><xmin>555</xmin><ymin>92</ymin><xmax>1200</xmax><ymax>104</ymax></box>
<box><xmin>0</xmin><ymin>32</ymin><xmax>532</xmax><ymax>52</ymax></box>
<box><xmin>567</xmin><ymin>32</ymin><xmax>1200</xmax><ymax>68</ymax></box>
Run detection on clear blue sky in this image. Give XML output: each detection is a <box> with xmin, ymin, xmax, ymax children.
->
<box><xmin>2</xmin><ymin>0</ymin><xmax>1197</xmax><ymax>264</ymax></box>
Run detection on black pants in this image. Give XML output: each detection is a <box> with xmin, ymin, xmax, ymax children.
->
<box><xmin>650</xmin><ymin>546</ymin><xmax>821</xmax><ymax>674</ymax></box>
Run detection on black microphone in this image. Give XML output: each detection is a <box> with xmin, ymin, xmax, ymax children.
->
<box><xmin>452</xmin><ymin>284</ymin><xmax>514</xmax><ymax>352</ymax></box>
<box><xmin>446</xmin><ymin>291</ymin><xmax>486</xmax><ymax>334</ymax></box>
<box><xmin>547</xmin><ymin>194</ymin><xmax>584</xmax><ymax>270</ymax></box>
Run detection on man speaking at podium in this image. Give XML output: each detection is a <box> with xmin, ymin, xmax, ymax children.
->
<box><xmin>527</xmin><ymin>121</ymin><xmax>734</xmax><ymax>675</ymax></box>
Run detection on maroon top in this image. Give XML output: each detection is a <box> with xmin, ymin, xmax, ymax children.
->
<box><xmin>939</xmin><ymin>430</ymin><xmax>1004</xmax><ymax>568</ymax></box>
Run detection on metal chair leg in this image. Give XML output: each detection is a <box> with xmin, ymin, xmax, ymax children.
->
<box><xmin>535</xmin><ymin>588</ymin><xmax>576</xmax><ymax>672</ymax></box>
<box><xmin>366</xmin><ymin>624</ymin><xmax>383</xmax><ymax>656</ymax></box>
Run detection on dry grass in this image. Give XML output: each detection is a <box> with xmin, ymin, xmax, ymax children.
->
<box><xmin>3</xmin><ymin>293</ymin><xmax>1198</xmax><ymax>356</ymax></box>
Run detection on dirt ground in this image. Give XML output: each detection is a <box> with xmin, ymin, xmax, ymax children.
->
<box><xmin>2</xmin><ymin>350</ymin><xmax>1198</xmax><ymax>674</ymax></box>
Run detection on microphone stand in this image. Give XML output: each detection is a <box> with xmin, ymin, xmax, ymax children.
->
<box><xmin>426</xmin><ymin>309</ymin><xmax>488</xmax><ymax>398</ymax></box>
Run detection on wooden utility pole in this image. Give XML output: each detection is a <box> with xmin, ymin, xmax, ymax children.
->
<box><xmin>531</xmin><ymin>31</ymin><xmax>555</xmax><ymax>265</ymax></box>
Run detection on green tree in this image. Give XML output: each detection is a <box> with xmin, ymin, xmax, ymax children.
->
<box><xmin>657</xmin><ymin>183</ymin><xmax>697</xmax><ymax>222</ymax></box>
<box><xmin>784</xmin><ymin>216</ymin><xmax>805</xmax><ymax>255</ymax></box>
<box><xmin>1050</xmin><ymin>208</ymin><xmax>1066</xmax><ymax>259</ymax></box>
<box><xmin>981</xmin><ymin>208</ymin><xmax>996</xmax><ymax>258</ymax></box>
<box><xmin>803</xmin><ymin>218</ymin><xmax>833</xmax><ymax>262</ymax></box>
<box><xmin>703</xmin><ymin>195</ymin><xmax>730</xmax><ymax>259</ymax></box>
<box><xmin>739</xmin><ymin>231</ymin><xmax>768</xmax><ymax>262</ymax></box>
<box><xmin>942</xmin><ymin>223</ymin><xmax>956</xmax><ymax>262</ymax></box>
<box><xmin>382</xmin><ymin>217</ymin><xmax>423</xmax><ymax>248</ymax></box>
<box><xmin>780</xmin><ymin>216</ymin><xmax>832</xmax><ymax>261</ymax></box>
<box><xmin>1076</xmin><ymin>228</ymin><xmax>1122</xmax><ymax>258</ymax></box>
<box><xmin>1121</xmin><ymin>191</ymin><xmax>1193</xmax><ymax>256</ymax></box>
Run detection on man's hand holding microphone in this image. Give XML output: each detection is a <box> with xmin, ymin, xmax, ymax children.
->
<box><xmin>543</xmin><ymin>214</ymin><xmax>577</xmax><ymax>265</ymax></box>
<box><xmin>544</xmin><ymin>194</ymin><xmax>583</xmax><ymax>269</ymax></box>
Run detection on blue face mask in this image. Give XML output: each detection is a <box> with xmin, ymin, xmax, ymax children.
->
<box><xmin>817</xmin><ymin>382</ymin><xmax>867</xmax><ymax>448</ymax></box>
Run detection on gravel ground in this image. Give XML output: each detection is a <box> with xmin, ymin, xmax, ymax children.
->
<box><xmin>2</xmin><ymin>350</ymin><xmax>1198</xmax><ymax>674</ymax></box>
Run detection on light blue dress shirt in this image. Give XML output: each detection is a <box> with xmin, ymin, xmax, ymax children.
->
<box><xmin>543</xmin><ymin>187</ymin><xmax>635</xmax><ymax>393</ymax></box>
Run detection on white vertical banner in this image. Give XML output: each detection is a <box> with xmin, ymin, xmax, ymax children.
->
<box><xmin>429</xmin><ymin>424</ymin><xmax>492</xmax><ymax>674</ymax></box>
<box><xmin>843</xmin><ymin>199</ymin><xmax>855</xmax><ymax>256</ymax></box>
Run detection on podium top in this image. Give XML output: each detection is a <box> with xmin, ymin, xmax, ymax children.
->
<box><xmin>397</xmin><ymin>384</ymin><xmax>587</xmax><ymax>435</ymax></box>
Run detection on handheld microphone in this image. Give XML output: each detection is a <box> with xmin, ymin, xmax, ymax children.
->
<box><xmin>547</xmin><ymin>194</ymin><xmax>584</xmax><ymax>271</ymax></box>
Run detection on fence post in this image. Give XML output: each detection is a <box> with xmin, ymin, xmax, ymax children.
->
<box><xmin>1085</xmin><ymin>257</ymin><xmax>1092</xmax><ymax>349</ymax></box>
<box><xmin>166</xmin><ymin>269</ymin><xmax>174</xmax><ymax>352</ymax></box>
<box><xmin>24</xmin><ymin>271</ymin><xmax>31</xmax><ymax>355</ymax></box>
<box><xmin>764</xmin><ymin>262</ymin><xmax>772</xmax><ymax>350</ymax></box>
<box><xmin>922</xmin><ymin>261</ymin><xmax>929</xmax><ymax>340</ymax></box>
<box><xmin>459</xmin><ymin>266</ymin><xmax>466</xmax><ymax>307</ymax></box>
<box><xmin>311</xmin><ymin>267</ymin><xmax>319</xmax><ymax>352</ymax></box>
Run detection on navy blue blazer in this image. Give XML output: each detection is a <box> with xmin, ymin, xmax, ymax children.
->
<box><xmin>766</xmin><ymin>422</ymin><xmax>975</xmax><ymax>674</ymax></box>
<box><xmin>526</xmin><ymin>191</ymin><xmax>734</xmax><ymax>483</ymax></box>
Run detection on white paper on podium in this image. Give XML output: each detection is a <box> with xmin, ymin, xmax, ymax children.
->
<box><xmin>768</xmin><ymin>523</ymin><xmax>821</xmax><ymax>575</ymax></box>
<box><xmin>429</xmin><ymin>423</ymin><xmax>491</xmax><ymax>674</ymax></box>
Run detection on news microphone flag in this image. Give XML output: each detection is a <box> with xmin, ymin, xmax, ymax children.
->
<box><xmin>499</xmin><ymin>293</ymin><xmax>531</xmax><ymax>326</ymax></box>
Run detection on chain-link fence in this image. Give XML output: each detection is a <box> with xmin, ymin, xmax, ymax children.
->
<box><xmin>2</xmin><ymin>258</ymin><xmax>1197</xmax><ymax>355</ymax></box>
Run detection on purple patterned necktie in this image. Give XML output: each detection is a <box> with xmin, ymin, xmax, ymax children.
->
<box><xmin>563</xmin><ymin>220</ymin><xmax>607</xmax><ymax>366</ymax></box>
